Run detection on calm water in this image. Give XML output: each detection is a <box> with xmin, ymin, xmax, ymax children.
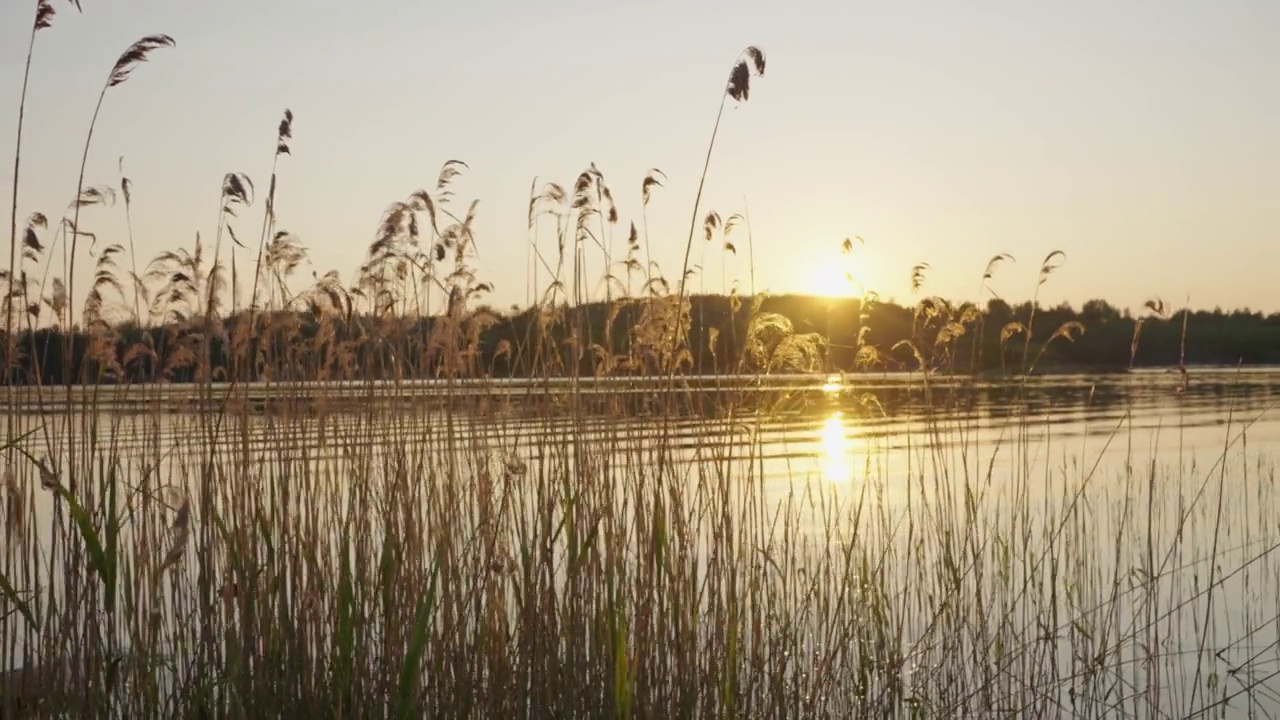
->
<box><xmin>8</xmin><ymin>367</ymin><xmax>1280</xmax><ymax>546</ymax></box>
<box><xmin>15</xmin><ymin>366</ymin><xmax>1278</xmax><ymax>493</ymax></box>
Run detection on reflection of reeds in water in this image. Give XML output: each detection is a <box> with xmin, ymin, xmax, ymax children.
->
<box><xmin>0</xmin><ymin>14</ymin><xmax>1276</xmax><ymax>718</ymax></box>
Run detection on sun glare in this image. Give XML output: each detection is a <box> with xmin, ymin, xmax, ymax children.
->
<box><xmin>820</xmin><ymin>412</ymin><xmax>853</xmax><ymax>484</ymax></box>
<box><xmin>813</xmin><ymin>262</ymin><xmax>863</xmax><ymax>298</ymax></box>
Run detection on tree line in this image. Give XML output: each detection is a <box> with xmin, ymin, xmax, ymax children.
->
<box><xmin>2</xmin><ymin>294</ymin><xmax>1277</xmax><ymax>386</ymax></box>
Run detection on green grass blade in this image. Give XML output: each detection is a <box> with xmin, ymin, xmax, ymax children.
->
<box><xmin>334</xmin><ymin>538</ymin><xmax>355</xmax><ymax>709</ymax></box>
<box><xmin>0</xmin><ymin>570</ymin><xmax>38</xmax><ymax>630</ymax></box>
<box><xmin>105</xmin><ymin>465</ymin><xmax>119</xmax><ymax>613</ymax></box>
<box><xmin>1</xmin><ymin>425</ymin><xmax>40</xmax><ymax>451</ymax></box>
<box><xmin>395</xmin><ymin>559</ymin><xmax>439</xmax><ymax>720</ymax></box>
<box><xmin>58</xmin><ymin>486</ymin><xmax>114</xmax><ymax>611</ymax></box>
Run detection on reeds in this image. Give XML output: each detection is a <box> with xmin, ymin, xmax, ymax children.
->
<box><xmin>3</xmin><ymin>353</ymin><xmax>1277</xmax><ymax>716</ymax></box>
<box><xmin>671</xmin><ymin>47</ymin><xmax>767</xmax><ymax>379</ymax></box>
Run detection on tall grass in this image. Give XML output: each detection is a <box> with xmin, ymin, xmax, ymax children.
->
<box><xmin>5</xmin><ymin>1</ymin><xmax>81</xmax><ymax>461</ymax></box>
<box><xmin>1</xmin><ymin>21</ymin><xmax>1279</xmax><ymax>720</ymax></box>
<box><xmin>3</xmin><ymin>363</ymin><xmax>1278</xmax><ymax>717</ymax></box>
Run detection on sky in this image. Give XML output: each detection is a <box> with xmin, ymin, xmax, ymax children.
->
<box><xmin>1</xmin><ymin>0</ymin><xmax>1277</xmax><ymax>320</ymax></box>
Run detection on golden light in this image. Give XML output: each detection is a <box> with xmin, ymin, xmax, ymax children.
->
<box><xmin>812</xmin><ymin>263</ymin><xmax>863</xmax><ymax>298</ymax></box>
<box><xmin>820</xmin><ymin>411</ymin><xmax>853</xmax><ymax>484</ymax></box>
<box><xmin>821</xmin><ymin>373</ymin><xmax>843</xmax><ymax>395</ymax></box>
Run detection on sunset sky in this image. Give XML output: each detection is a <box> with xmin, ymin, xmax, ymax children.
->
<box><xmin>2</xmin><ymin>0</ymin><xmax>1276</xmax><ymax>318</ymax></box>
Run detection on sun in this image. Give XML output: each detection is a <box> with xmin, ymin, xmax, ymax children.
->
<box><xmin>812</xmin><ymin>262</ymin><xmax>864</xmax><ymax>298</ymax></box>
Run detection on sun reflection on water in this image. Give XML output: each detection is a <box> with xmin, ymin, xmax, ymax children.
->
<box><xmin>820</xmin><ymin>411</ymin><xmax>853</xmax><ymax>484</ymax></box>
<box><xmin>821</xmin><ymin>373</ymin><xmax>843</xmax><ymax>396</ymax></box>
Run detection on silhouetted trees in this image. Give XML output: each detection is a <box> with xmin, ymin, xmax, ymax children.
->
<box><xmin>2</xmin><ymin>294</ymin><xmax>1277</xmax><ymax>385</ymax></box>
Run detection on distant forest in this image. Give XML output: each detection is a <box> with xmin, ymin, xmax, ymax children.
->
<box><xmin>2</xmin><ymin>294</ymin><xmax>1279</xmax><ymax>386</ymax></box>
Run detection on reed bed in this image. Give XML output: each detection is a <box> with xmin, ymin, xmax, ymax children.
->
<box><xmin>2</xmin><ymin>7</ymin><xmax>1279</xmax><ymax>717</ymax></box>
<box><xmin>2</xmin><ymin>378</ymin><xmax>1278</xmax><ymax>718</ymax></box>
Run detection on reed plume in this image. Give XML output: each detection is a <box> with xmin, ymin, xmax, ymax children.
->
<box><xmin>7</xmin><ymin>0</ymin><xmax>81</xmax><ymax>389</ymax></box>
<box><xmin>910</xmin><ymin>262</ymin><xmax>930</xmax><ymax>294</ymax></box>
<box><xmin>81</xmin><ymin>243</ymin><xmax>126</xmax><ymax>333</ymax></box>
<box><xmin>68</xmin><ymin>33</ymin><xmax>175</xmax><ymax>327</ymax></box>
<box><xmin>114</xmin><ymin>158</ymin><xmax>145</xmax><ymax>324</ymax></box>
<box><xmin>5</xmin><ymin>1</ymin><xmax>81</xmax><ymax>476</ymax></box>
<box><xmin>212</xmin><ymin>172</ymin><xmax>253</xmax><ymax>324</ymax></box>
<box><xmin>21</xmin><ymin>213</ymin><xmax>46</xmax><ymax>266</ymax></box>
<box><xmin>60</xmin><ymin>33</ymin><xmax>173</xmax><ymax>487</ymax></box>
<box><xmin>980</xmin><ymin>253</ymin><xmax>1014</xmax><ymax>297</ymax></box>
<box><xmin>639</xmin><ymin>168</ymin><xmax>665</xmax><ymax>299</ymax></box>
<box><xmin>671</xmin><ymin>46</ymin><xmax>766</xmax><ymax>377</ymax></box>
<box><xmin>1020</xmin><ymin>250</ymin><xmax>1066</xmax><ymax>372</ymax></box>
<box><xmin>260</xmin><ymin>231</ymin><xmax>308</xmax><ymax>310</ymax></box>
<box><xmin>250</xmin><ymin>109</ymin><xmax>295</xmax><ymax>317</ymax></box>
